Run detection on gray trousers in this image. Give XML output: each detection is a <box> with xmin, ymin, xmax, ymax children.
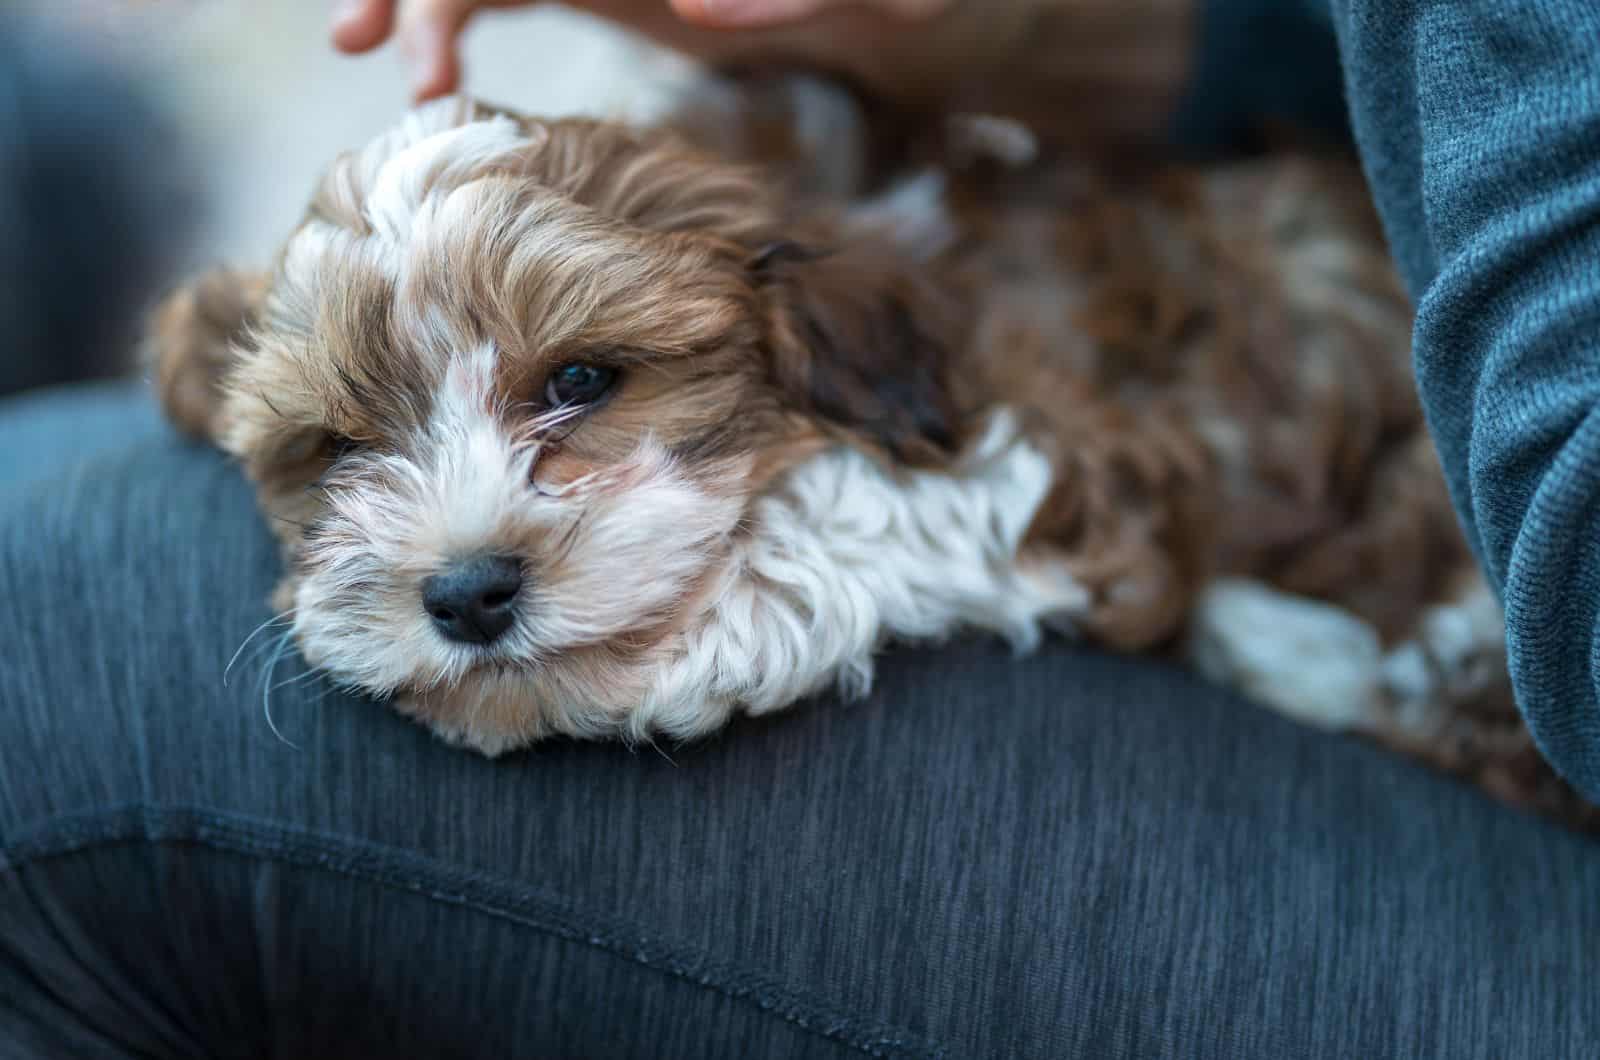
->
<box><xmin>2</xmin><ymin>383</ymin><xmax>1597</xmax><ymax>1058</ymax></box>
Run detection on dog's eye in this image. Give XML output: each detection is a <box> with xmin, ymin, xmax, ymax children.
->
<box><xmin>543</xmin><ymin>363</ymin><xmax>617</xmax><ymax>408</ymax></box>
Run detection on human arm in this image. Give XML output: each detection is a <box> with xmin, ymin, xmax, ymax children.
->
<box><xmin>1327</xmin><ymin>0</ymin><xmax>1600</xmax><ymax>799</ymax></box>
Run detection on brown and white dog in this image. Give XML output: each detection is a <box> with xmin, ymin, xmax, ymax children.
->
<box><xmin>153</xmin><ymin>74</ymin><xmax>1595</xmax><ymax>829</ymax></box>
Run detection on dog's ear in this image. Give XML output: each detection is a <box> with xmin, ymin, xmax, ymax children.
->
<box><xmin>148</xmin><ymin>267</ymin><xmax>269</xmax><ymax>441</ymax></box>
<box><xmin>753</xmin><ymin>238</ymin><xmax>965</xmax><ymax>466</ymax></box>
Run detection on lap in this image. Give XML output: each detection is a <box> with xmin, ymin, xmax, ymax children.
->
<box><xmin>0</xmin><ymin>379</ymin><xmax>164</xmax><ymax>498</ymax></box>
<box><xmin>2</xmin><ymin>386</ymin><xmax>1597</xmax><ymax>1058</ymax></box>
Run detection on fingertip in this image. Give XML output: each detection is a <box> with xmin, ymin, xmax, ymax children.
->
<box><xmin>410</xmin><ymin>66</ymin><xmax>459</xmax><ymax>103</ymax></box>
<box><xmin>331</xmin><ymin>24</ymin><xmax>373</xmax><ymax>54</ymax></box>
<box><xmin>330</xmin><ymin>0</ymin><xmax>395</xmax><ymax>53</ymax></box>
<box><xmin>403</xmin><ymin>25</ymin><xmax>460</xmax><ymax>102</ymax></box>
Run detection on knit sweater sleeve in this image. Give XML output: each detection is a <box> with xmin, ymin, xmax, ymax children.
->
<box><xmin>1324</xmin><ymin>2</ymin><xmax>1600</xmax><ymax>798</ymax></box>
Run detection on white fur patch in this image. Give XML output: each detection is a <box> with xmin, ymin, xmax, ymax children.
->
<box><xmin>946</xmin><ymin>114</ymin><xmax>1039</xmax><ymax>168</ymax></box>
<box><xmin>849</xmin><ymin>169</ymin><xmax>956</xmax><ymax>262</ymax></box>
<box><xmin>632</xmin><ymin>411</ymin><xmax>1089</xmax><ymax>739</ymax></box>
<box><xmin>1379</xmin><ymin>577</ymin><xmax>1505</xmax><ymax>736</ymax></box>
<box><xmin>364</xmin><ymin>112</ymin><xmax>537</xmax><ymax>246</ymax></box>
<box><xmin>1188</xmin><ymin>575</ymin><xmax>1507</xmax><ymax>738</ymax></box>
<box><xmin>1188</xmin><ymin>579</ymin><xmax>1385</xmax><ymax>731</ymax></box>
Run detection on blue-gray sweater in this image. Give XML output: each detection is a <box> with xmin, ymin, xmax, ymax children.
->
<box><xmin>1188</xmin><ymin>1</ymin><xmax>1600</xmax><ymax>798</ymax></box>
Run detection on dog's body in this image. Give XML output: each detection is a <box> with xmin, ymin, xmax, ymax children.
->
<box><xmin>154</xmin><ymin>73</ymin><xmax>1596</xmax><ymax>829</ymax></box>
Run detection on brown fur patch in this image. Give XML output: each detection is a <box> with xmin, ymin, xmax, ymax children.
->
<box><xmin>757</xmin><ymin>235</ymin><xmax>966</xmax><ymax>466</ymax></box>
<box><xmin>148</xmin><ymin>267</ymin><xmax>268</xmax><ymax>438</ymax></box>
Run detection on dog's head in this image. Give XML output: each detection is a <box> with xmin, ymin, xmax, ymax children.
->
<box><xmin>153</xmin><ymin>97</ymin><xmax>964</xmax><ymax>751</ymax></box>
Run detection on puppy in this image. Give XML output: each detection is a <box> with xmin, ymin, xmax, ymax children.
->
<box><xmin>153</xmin><ymin>75</ymin><xmax>1596</xmax><ymax>830</ymax></box>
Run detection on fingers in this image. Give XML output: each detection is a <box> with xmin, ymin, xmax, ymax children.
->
<box><xmin>670</xmin><ymin>0</ymin><xmax>949</xmax><ymax>29</ymax></box>
<box><xmin>395</xmin><ymin>0</ymin><xmax>478</xmax><ymax>100</ymax></box>
<box><xmin>330</xmin><ymin>0</ymin><xmax>476</xmax><ymax>100</ymax></box>
<box><xmin>331</xmin><ymin>0</ymin><xmax>957</xmax><ymax>102</ymax></box>
<box><xmin>331</xmin><ymin>0</ymin><xmax>397</xmax><ymax>53</ymax></box>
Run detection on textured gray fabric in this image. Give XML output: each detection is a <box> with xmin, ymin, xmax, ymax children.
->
<box><xmin>1326</xmin><ymin>0</ymin><xmax>1600</xmax><ymax>800</ymax></box>
<box><xmin>0</xmin><ymin>379</ymin><xmax>164</xmax><ymax>500</ymax></box>
<box><xmin>4</xmin><ymin>388</ymin><xmax>1600</xmax><ymax>1058</ymax></box>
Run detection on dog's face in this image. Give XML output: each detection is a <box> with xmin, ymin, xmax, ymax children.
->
<box><xmin>154</xmin><ymin>98</ymin><xmax>961</xmax><ymax>752</ymax></box>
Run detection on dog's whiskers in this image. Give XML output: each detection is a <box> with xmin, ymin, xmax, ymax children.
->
<box><xmin>269</xmin><ymin>667</ymin><xmax>325</xmax><ymax>695</ymax></box>
<box><xmin>224</xmin><ymin>609</ymin><xmax>296</xmax><ymax>688</ymax></box>
<box><xmin>509</xmin><ymin>402</ymin><xmax>582</xmax><ymax>441</ymax></box>
<box><xmin>259</xmin><ymin>627</ymin><xmax>305</xmax><ymax>751</ymax></box>
<box><xmin>529</xmin><ymin>402</ymin><xmax>586</xmax><ymax>433</ymax></box>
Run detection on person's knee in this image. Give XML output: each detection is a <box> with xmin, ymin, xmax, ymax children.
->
<box><xmin>0</xmin><ymin>431</ymin><xmax>275</xmax><ymax>831</ymax></box>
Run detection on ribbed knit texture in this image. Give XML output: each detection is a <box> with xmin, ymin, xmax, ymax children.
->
<box><xmin>1327</xmin><ymin>1</ymin><xmax>1600</xmax><ymax>799</ymax></box>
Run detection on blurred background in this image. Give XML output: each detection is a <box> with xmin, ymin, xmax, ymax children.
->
<box><xmin>0</xmin><ymin>1</ymin><xmax>684</xmax><ymax>399</ymax></box>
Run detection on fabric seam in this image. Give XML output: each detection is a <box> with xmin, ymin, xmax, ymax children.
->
<box><xmin>1</xmin><ymin>804</ymin><xmax>943</xmax><ymax>1059</ymax></box>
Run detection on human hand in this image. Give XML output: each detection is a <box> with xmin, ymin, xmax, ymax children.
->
<box><xmin>331</xmin><ymin>0</ymin><xmax>953</xmax><ymax>102</ymax></box>
<box><xmin>332</xmin><ymin>0</ymin><xmax>1191</xmax><ymax>150</ymax></box>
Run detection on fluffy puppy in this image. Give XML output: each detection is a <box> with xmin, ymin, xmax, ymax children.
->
<box><xmin>153</xmin><ymin>76</ymin><xmax>1595</xmax><ymax>829</ymax></box>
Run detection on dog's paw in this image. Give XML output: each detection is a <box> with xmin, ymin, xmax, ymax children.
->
<box><xmin>1417</xmin><ymin>579</ymin><xmax>1504</xmax><ymax>697</ymax></box>
<box><xmin>1377</xmin><ymin>576</ymin><xmax>1507</xmax><ymax>735</ymax></box>
<box><xmin>1187</xmin><ymin>578</ymin><xmax>1384</xmax><ymax>731</ymax></box>
<box><xmin>1016</xmin><ymin>555</ymin><xmax>1093</xmax><ymax>638</ymax></box>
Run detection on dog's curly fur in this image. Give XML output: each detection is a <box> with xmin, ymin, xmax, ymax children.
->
<box><xmin>152</xmin><ymin>73</ymin><xmax>1597</xmax><ymax>830</ymax></box>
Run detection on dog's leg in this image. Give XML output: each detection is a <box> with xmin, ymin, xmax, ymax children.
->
<box><xmin>1186</xmin><ymin>573</ymin><xmax>1510</xmax><ymax>732</ymax></box>
<box><xmin>1372</xmin><ymin>576</ymin><xmax>1600</xmax><ymax>829</ymax></box>
<box><xmin>1374</xmin><ymin>574</ymin><xmax>1507</xmax><ymax>737</ymax></box>
<box><xmin>1186</xmin><ymin>578</ymin><xmax>1391</xmax><ymax>731</ymax></box>
<box><xmin>1185</xmin><ymin>574</ymin><xmax>1600</xmax><ymax>829</ymax></box>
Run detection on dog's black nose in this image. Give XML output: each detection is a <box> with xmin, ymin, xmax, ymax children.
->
<box><xmin>421</xmin><ymin>555</ymin><xmax>524</xmax><ymax>645</ymax></box>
